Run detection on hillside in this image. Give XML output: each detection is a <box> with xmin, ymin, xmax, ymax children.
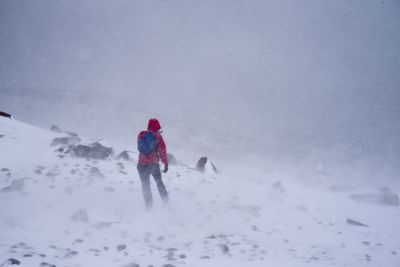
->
<box><xmin>0</xmin><ymin>117</ymin><xmax>399</xmax><ymax>267</ymax></box>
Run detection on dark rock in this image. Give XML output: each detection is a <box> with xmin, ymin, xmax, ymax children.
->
<box><xmin>65</xmin><ymin>250</ymin><xmax>78</xmax><ymax>257</ymax></box>
<box><xmin>123</xmin><ymin>264</ymin><xmax>140</xmax><ymax>267</ymax></box>
<box><xmin>380</xmin><ymin>187</ymin><xmax>399</xmax><ymax>206</ymax></box>
<box><xmin>45</xmin><ymin>172</ymin><xmax>59</xmax><ymax>178</ymax></box>
<box><xmin>1</xmin><ymin>168</ymin><xmax>10</xmax><ymax>172</ymax></box>
<box><xmin>40</xmin><ymin>262</ymin><xmax>56</xmax><ymax>267</ymax></box>
<box><xmin>0</xmin><ymin>134</ymin><xmax>5</xmax><ymax>138</ymax></box>
<box><xmin>162</xmin><ymin>264</ymin><xmax>176</xmax><ymax>267</ymax></box>
<box><xmin>219</xmin><ymin>244</ymin><xmax>230</xmax><ymax>254</ymax></box>
<box><xmin>346</xmin><ymin>218</ymin><xmax>369</xmax><ymax>227</ymax></box>
<box><xmin>351</xmin><ymin>188</ymin><xmax>399</xmax><ymax>206</ymax></box>
<box><xmin>11</xmin><ymin>242</ymin><xmax>27</xmax><ymax>249</ymax></box>
<box><xmin>251</xmin><ymin>225</ymin><xmax>259</xmax><ymax>231</ymax></box>
<box><xmin>51</xmin><ymin>136</ymin><xmax>81</xmax><ymax>147</ymax></box>
<box><xmin>116</xmin><ymin>151</ymin><xmax>133</xmax><ymax>161</ymax></box>
<box><xmin>195</xmin><ymin>157</ymin><xmax>207</xmax><ymax>171</ymax></box>
<box><xmin>271</xmin><ymin>181</ymin><xmax>285</xmax><ymax>194</ymax></box>
<box><xmin>167</xmin><ymin>153</ymin><xmax>178</xmax><ymax>165</ymax></box>
<box><xmin>50</xmin><ymin>125</ymin><xmax>62</xmax><ymax>132</ymax></box>
<box><xmin>117</xmin><ymin>244</ymin><xmax>126</xmax><ymax>251</ymax></box>
<box><xmin>0</xmin><ymin>111</ymin><xmax>12</xmax><ymax>119</ymax></box>
<box><xmin>178</xmin><ymin>254</ymin><xmax>187</xmax><ymax>259</ymax></box>
<box><xmin>1</xmin><ymin>179</ymin><xmax>25</xmax><ymax>192</ymax></box>
<box><xmin>69</xmin><ymin>142</ymin><xmax>113</xmax><ymax>160</ymax></box>
<box><xmin>209</xmin><ymin>161</ymin><xmax>218</xmax><ymax>173</ymax></box>
<box><xmin>70</xmin><ymin>209</ymin><xmax>89</xmax><ymax>223</ymax></box>
<box><xmin>88</xmin><ymin>167</ymin><xmax>105</xmax><ymax>178</ymax></box>
<box><xmin>66</xmin><ymin>131</ymin><xmax>79</xmax><ymax>137</ymax></box>
<box><xmin>4</xmin><ymin>258</ymin><xmax>21</xmax><ymax>265</ymax></box>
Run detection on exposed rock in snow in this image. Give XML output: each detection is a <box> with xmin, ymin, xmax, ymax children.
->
<box><xmin>40</xmin><ymin>262</ymin><xmax>56</xmax><ymax>267</ymax></box>
<box><xmin>194</xmin><ymin>157</ymin><xmax>218</xmax><ymax>173</ymax></box>
<box><xmin>346</xmin><ymin>218</ymin><xmax>369</xmax><ymax>227</ymax></box>
<box><xmin>0</xmin><ymin>258</ymin><xmax>21</xmax><ymax>266</ymax></box>
<box><xmin>70</xmin><ymin>209</ymin><xmax>89</xmax><ymax>223</ymax></box>
<box><xmin>271</xmin><ymin>181</ymin><xmax>285</xmax><ymax>194</ymax></box>
<box><xmin>1</xmin><ymin>168</ymin><xmax>10</xmax><ymax>172</ymax></box>
<box><xmin>50</xmin><ymin>124</ymin><xmax>62</xmax><ymax>133</ymax></box>
<box><xmin>380</xmin><ymin>187</ymin><xmax>399</xmax><ymax>206</ymax></box>
<box><xmin>195</xmin><ymin>157</ymin><xmax>207</xmax><ymax>171</ymax></box>
<box><xmin>65</xmin><ymin>250</ymin><xmax>79</xmax><ymax>258</ymax></box>
<box><xmin>167</xmin><ymin>153</ymin><xmax>178</xmax><ymax>165</ymax></box>
<box><xmin>117</xmin><ymin>244</ymin><xmax>127</xmax><ymax>251</ymax></box>
<box><xmin>0</xmin><ymin>111</ymin><xmax>12</xmax><ymax>119</ymax></box>
<box><xmin>116</xmin><ymin>150</ymin><xmax>133</xmax><ymax>161</ymax></box>
<box><xmin>93</xmin><ymin>222</ymin><xmax>113</xmax><ymax>230</ymax></box>
<box><xmin>122</xmin><ymin>264</ymin><xmax>140</xmax><ymax>267</ymax></box>
<box><xmin>50</xmin><ymin>125</ymin><xmax>79</xmax><ymax>137</ymax></box>
<box><xmin>209</xmin><ymin>161</ymin><xmax>218</xmax><ymax>173</ymax></box>
<box><xmin>218</xmin><ymin>244</ymin><xmax>230</xmax><ymax>254</ymax></box>
<box><xmin>1</xmin><ymin>179</ymin><xmax>25</xmax><ymax>192</ymax></box>
<box><xmin>351</xmin><ymin>187</ymin><xmax>399</xmax><ymax>206</ymax></box>
<box><xmin>68</xmin><ymin>142</ymin><xmax>113</xmax><ymax>160</ymax></box>
<box><xmin>51</xmin><ymin>136</ymin><xmax>81</xmax><ymax>147</ymax></box>
<box><xmin>87</xmin><ymin>167</ymin><xmax>105</xmax><ymax>179</ymax></box>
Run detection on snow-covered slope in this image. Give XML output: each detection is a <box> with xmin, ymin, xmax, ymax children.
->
<box><xmin>0</xmin><ymin>117</ymin><xmax>399</xmax><ymax>267</ymax></box>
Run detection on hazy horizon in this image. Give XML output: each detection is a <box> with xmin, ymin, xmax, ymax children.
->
<box><xmin>1</xmin><ymin>1</ymin><xmax>399</xmax><ymax>169</ymax></box>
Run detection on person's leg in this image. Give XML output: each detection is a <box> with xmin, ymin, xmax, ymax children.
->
<box><xmin>150</xmin><ymin>164</ymin><xmax>169</xmax><ymax>203</ymax></box>
<box><xmin>137</xmin><ymin>164</ymin><xmax>153</xmax><ymax>209</ymax></box>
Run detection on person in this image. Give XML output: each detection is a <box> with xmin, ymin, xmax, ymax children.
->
<box><xmin>137</xmin><ymin>118</ymin><xmax>169</xmax><ymax>209</ymax></box>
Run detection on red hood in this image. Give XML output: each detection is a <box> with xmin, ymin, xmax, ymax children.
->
<box><xmin>147</xmin><ymin>118</ymin><xmax>161</xmax><ymax>132</ymax></box>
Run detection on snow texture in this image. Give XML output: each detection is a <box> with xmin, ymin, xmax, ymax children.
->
<box><xmin>1</xmin><ymin>117</ymin><xmax>400</xmax><ymax>267</ymax></box>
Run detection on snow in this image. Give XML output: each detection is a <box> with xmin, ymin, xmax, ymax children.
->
<box><xmin>0</xmin><ymin>117</ymin><xmax>399</xmax><ymax>267</ymax></box>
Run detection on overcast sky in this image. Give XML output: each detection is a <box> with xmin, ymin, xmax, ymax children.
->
<box><xmin>1</xmin><ymin>0</ymin><xmax>399</xmax><ymax>162</ymax></box>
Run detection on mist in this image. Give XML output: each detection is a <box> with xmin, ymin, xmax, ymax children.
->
<box><xmin>1</xmin><ymin>0</ymin><xmax>399</xmax><ymax>180</ymax></box>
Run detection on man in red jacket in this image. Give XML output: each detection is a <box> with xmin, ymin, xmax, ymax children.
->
<box><xmin>137</xmin><ymin>118</ymin><xmax>169</xmax><ymax>209</ymax></box>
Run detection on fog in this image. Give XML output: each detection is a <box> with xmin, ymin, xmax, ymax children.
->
<box><xmin>1</xmin><ymin>1</ymin><xmax>399</xmax><ymax>180</ymax></box>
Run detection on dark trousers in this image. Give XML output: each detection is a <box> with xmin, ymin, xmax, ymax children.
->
<box><xmin>137</xmin><ymin>163</ymin><xmax>169</xmax><ymax>209</ymax></box>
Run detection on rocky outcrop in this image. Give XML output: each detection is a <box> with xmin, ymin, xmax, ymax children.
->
<box><xmin>351</xmin><ymin>187</ymin><xmax>399</xmax><ymax>206</ymax></box>
<box><xmin>167</xmin><ymin>153</ymin><xmax>178</xmax><ymax>165</ymax></box>
<box><xmin>0</xmin><ymin>111</ymin><xmax>12</xmax><ymax>119</ymax></box>
<box><xmin>1</xmin><ymin>179</ymin><xmax>25</xmax><ymax>193</ymax></box>
<box><xmin>116</xmin><ymin>151</ymin><xmax>133</xmax><ymax>161</ymax></box>
<box><xmin>346</xmin><ymin>218</ymin><xmax>369</xmax><ymax>227</ymax></box>
<box><xmin>68</xmin><ymin>142</ymin><xmax>113</xmax><ymax>160</ymax></box>
<box><xmin>195</xmin><ymin>157</ymin><xmax>208</xmax><ymax>172</ymax></box>
<box><xmin>51</xmin><ymin>136</ymin><xmax>81</xmax><ymax>147</ymax></box>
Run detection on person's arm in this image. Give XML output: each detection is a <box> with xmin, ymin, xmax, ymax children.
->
<box><xmin>157</xmin><ymin>134</ymin><xmax>168</xmax><ymax>167</ymax></box>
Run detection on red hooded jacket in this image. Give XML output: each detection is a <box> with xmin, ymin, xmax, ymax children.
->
<box><xmin>137</xmin><ymin>119</ymin><xmax>168</xmax><ymax>165</ymax></box>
